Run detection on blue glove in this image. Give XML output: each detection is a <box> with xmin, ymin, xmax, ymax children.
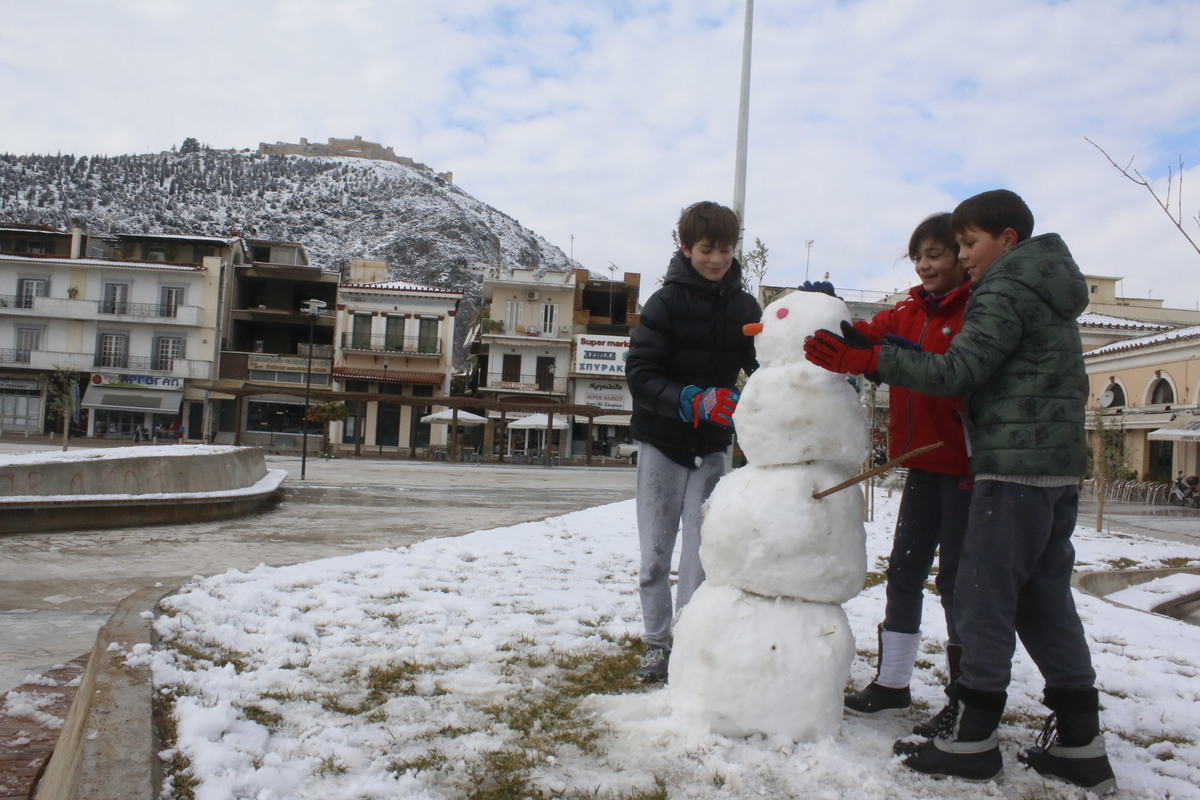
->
<box><xmin>679</xmin><ymin>385</ymin><xmax>739</xmax><ymax>427</ymax></box>
<box><xmin>799</xmin><ymin>280</ymin><xmax>838</xmax><ymax>297</ymax></box>
<box><xmin>882</xmin><ymin>333</ymin><xmax>921</xmax><ymax>351</ymax></box>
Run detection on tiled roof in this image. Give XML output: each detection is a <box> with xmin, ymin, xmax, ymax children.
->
<box><xmin>1078</xmin><ymin>312</ymin><xmax>1173</xmax><ymax>331</ymax></box>
<box><xmin>341</xmin><ymin>280</ymin><xmax>461</xmax><ymax>295</ymax></box>
<box><xmin>1084</xmin><ymin>324</ymin><xmax>1200</xmax><ymax>357</ymax></box>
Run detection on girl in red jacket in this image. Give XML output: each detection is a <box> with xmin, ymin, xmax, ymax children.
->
<box><xmin>843</xmin><ymin>213</ymin><xmax>972</xmax><ymax>736</ymax></box>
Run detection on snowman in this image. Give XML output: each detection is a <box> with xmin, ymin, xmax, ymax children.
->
<box><xmin>668</xmin><ymin>289</ymin><xmax>870</xmax><ymax>741</ymax></box>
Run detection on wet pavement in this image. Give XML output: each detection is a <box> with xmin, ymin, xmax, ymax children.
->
<box><xmin>0</xmin><ymin>442</ymin><xmax>637</xmax><ymax>694</ymax></box>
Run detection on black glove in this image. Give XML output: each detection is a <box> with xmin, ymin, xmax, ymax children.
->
<box><xmin>882</xmin><ymin>333</ymin><xmax>922</xmax><ymax>351</ymax></box>
<box><xmin>798</xmin><ymin>280</ymin><xmax>838</xmax><ymax>298</ymax></box>
<box><xmin>840</xmin><ymin>320</ymin><xmax>873</xmax><ymax>348</ymax></box>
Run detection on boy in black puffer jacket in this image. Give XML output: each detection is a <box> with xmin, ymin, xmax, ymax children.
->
<box><xmin>625</xmin><ymin>200</ymin><xmax>760</xmax><ymax>683</ymax></box>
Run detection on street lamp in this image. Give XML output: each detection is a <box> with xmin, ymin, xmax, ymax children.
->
<box><xmin>300</xmin><ymin>298</ymin><xmax>327</xmax><ymax>480</ymax></box>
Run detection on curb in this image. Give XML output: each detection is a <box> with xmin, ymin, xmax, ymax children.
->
<box><xmin>34</xmin><ymin>584</ymin><xmax>177</xmax><ymax>800</ymax></box>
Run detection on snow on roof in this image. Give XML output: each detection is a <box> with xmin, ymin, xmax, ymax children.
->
<box><xmin>109</xmin><ymin>232</ymin><xmax>241</xmax><ymax>245</ymax></box>
<box><xmin>340</xmin><ymin>280</ymin><xmax>461</xmax><ymax>295</ymax></box>
<box><xmin>0</xmin><ymin>253</ymin><xmax>204</xmax><ymax>272</ymax></box>
<box><xmin>1078</xmin><ymin>312</ymin><xmax>1173</xmax><ymax>332</ymax></box>
<box><xmin>1084</xmin><ymin>323</ymin><xmax>1200</xmax><ymax>357</ymax></box>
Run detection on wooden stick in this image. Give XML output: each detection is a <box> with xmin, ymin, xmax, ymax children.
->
<box><xmin>812</xmin><ymin>441</ymin><xmax>944</xmax><ymax>499</ymax></box>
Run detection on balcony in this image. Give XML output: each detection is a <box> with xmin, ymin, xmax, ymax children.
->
<box><xmin>341</xmin><ymin>333</ymin><xmax>442</xmax><ymax>357</ymax></box>
<box><xmin>0</xmin><ymin>348</ymin><xmax>211</xmax><ymax>378</ymax></box>
<box><xmin>479</xmin><ymin>320</ymin><xmax>571</xmax><ymax>339</ymax></box>
<box><xmin>481</xmin><ymin>372</ymin><xmax>567</xmax><ymax>395</ymax></box>
<box><xmin>0</xmin><ymin>295</ymin><xmax>204</xmax><ymax>325</ymax></box>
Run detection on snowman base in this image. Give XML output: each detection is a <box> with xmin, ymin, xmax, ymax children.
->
<box><xmin>669</xmin><ymin>583</ymin><xmax>854</xmax><ymax>741</ymax></box>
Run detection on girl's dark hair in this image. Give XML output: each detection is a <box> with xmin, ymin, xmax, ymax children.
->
<box><xmin>950</xmin><ymin>189</ymin><xmax>1034</xmax><ymax>241</ymax></box>
<box><xmin>907</xmin><ymin>212</ymin><xmax>956</xmax><ymax>262</ymax></box>
<box><xmin>678</xmin><ymin>201</ymin><xmax>740</xmax><ymax>249</ymax></box>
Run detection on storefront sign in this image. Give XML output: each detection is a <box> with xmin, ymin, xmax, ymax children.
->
<box><xmin>91</xmin><ymin>373</ymin><xmax>183</xmax><ymax>389</ymax></box>
<box><xmin>573</xmin><ymin>335</ymin><xmax>629</xmax><ymax>375</ymax></box>
<box><xmin>573</xmin><ymin>380</ymin><xmax>631</xmax><ymax>411</ymax></box>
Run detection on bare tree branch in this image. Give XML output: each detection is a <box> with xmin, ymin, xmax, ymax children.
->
<box><xmin>1086</xmin><ymin>137</ymin><xmax>1200</xmax><ymax>258</ymax></box>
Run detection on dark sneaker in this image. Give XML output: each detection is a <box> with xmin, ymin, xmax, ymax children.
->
<box><xmin>1018</xmin><ymin>716</ymin><xmax>1117</xmax><ymax>795</ymax></box>
<box><xmin>900</xmin><ymin>732</ymin><xmax>1003</xmax><ymax>783</ymax></box>
<box><xmin>844</xmin><ymin>682</ymin><xmax>911</xmax><ymax>714</ymax></box>
<box><xmin>635</xmin><ymin>645</ymin><xmax>670</xmax><ymax>684</ymax></box>
<box><xmin>912</xmin><ymin>701</ymin><xmax>959</xmax><ymax>738</ymax></box>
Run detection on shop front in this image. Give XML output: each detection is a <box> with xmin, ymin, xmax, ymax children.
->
<box><xmin>81</xmin><ymin>373</ymin><xmax>184</xmax><ymax>440</ymax></box>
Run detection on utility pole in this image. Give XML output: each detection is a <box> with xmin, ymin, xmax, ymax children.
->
<box><xmin>732</xmin><ymin>0</ymin><xmax>754</xmax><ymax>237</ymax></box>
<box><xmin>805</xmin><ymin>240</ymin><xmax>814</xmax><ymax>281</ymax></box>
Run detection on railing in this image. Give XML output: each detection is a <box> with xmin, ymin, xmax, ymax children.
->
<box><xmin>99</xmin><ymin>301</ymin><xmax>179</xmax><ymax>318</ymax></box>
<box><xmin>0</xmin><ymin>295</ymin><xmax>180</xmax><ymax>319</ymax></box>
<box><xmin>484</xmin><ymin>373</ymin><xmax>566</xmax><ymax>394</ymax></box>
<box><xmin>92</xmin><ymin>355</ymin><xmax>179</xmax><ymax>372</ymax></box>
<box><xmin>340</xmin><ymin>333</ymin><xmax>441</xmax><ymax>356</ymax></box>
<box><xmin>0</xmin><ymin>348</ymin><xmax>31</xmax><ymax>364</ymax></box>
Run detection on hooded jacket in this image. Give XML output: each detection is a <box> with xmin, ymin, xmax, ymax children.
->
<box><xmin>855</xmin><ymin>280</ymin><xmax>971</xmax><ymax>475</ymax></box>
<box><xmin>875</xmin><ymin>233</ymin><xmax>1089</xmax><ymax>477</ymax></box>
<box><xmin>626</xmin><ymin>250</ymin><xmax>760</xmax><ymax>466</ymax></box>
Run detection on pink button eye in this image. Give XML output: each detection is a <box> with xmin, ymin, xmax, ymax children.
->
<box><xmin>776</xmin><ymin>308</ymin><xmax>789</xmax><ymax>319</ymax></box>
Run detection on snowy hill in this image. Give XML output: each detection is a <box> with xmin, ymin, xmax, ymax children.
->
<box><xmin>0</xmin><ymin>146</ymin><xmax>580</xmax><ymax>342</ymax></box>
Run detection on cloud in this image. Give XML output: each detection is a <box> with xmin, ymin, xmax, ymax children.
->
<box><xmin>2</xmin><ymin>0</ymin><xmax>1199</xmax><ymax>309</ymax></box>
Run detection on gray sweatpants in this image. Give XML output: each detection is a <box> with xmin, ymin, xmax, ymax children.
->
<box><xmin>956</xmin><ymin>479</ymin><xmax>1097</xmax><ymax>694</ymax></box>
<box><xmin>636</xmin><ymin>441</ymin><xmax>729</xmax><ymax>649</ymax></box>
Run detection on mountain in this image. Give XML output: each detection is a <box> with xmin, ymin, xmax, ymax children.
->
<box><xmin>0</xmin><ymin>146</ymin><xmax>580</xmax><ymax>357</ymax></box>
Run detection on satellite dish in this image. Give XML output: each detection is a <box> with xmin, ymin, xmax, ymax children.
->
<box><xmin>1098</xmin><ymin>390</ymin><xmax>1116</xmax><ymax>408</ymax></box>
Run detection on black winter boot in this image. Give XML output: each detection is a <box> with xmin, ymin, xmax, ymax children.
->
<box><xmin>1017</xmin><ymin>687</ymin><xmax>1116</xmax><ymax>795</ymax></box>
<box><xmin>844</xmin><ymin>625</ymin><xmax>919</xmax><ymax>714</ymax></box>
<box><xmin>899</xmin><ymin>686</ymin><xmax>1005</xmax><ymax>783</ymax></box>
<box><xmin>912</xmin><ymin>643</ymin><xmax>963</xmax><ymax>737</ymax></box>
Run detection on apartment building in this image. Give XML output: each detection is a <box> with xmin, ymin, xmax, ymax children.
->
<box><xmin>469</xmin><ymin>267</ymin><xmax>639</xmax><ymax>458</ymax></box>
<box><xmin>0</xmin><ymin>224</ymin><xmax>228</xmax><ymax>439</ymax></box>
<box><xmin>326</xmin><ymin>258</ymin><xmax>463</xmax><ymax>451</ymax></box>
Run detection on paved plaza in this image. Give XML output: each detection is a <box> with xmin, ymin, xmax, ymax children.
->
<box><xmin>0</xmin><ymin>441</ymin><xmax>637</xmax><ymax>693</ymax></box>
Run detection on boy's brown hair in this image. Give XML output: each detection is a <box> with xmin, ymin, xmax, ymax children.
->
<box><xmin>678</xmin><ymin>201</ymin><xmax>740</xmax><ymax>249</ymax></box>
<box><xmin>950</xmin><ymin>189</ymin><xmax>1035</xmax><ymax>242</ymax></box>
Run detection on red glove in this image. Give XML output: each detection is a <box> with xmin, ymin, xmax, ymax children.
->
<box><xmin>804</xmin><ymin>328</ymin><xmax>880</xmax><ymax>375</ymax></box>
<box><xmin>691</xmin><ymin>387</ymin><xmax>739</xmax><ymax>428</ymax></box>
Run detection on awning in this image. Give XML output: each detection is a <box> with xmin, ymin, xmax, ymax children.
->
<box><xmin>81</xmin><ymin>385</ymin><xmax>183</xmax><ymax>414</ymax></box>
<box><xmin>588</xmin><ymin>414</ymin><xmax>632</xmax><ymax>426</ymax></box>
<box><xmin>331</xmin><ymin>366</ymin><xmax>444</xmax><ymax>385</ymax></box>
<box><xmin>1147</xmin><ymin>417</ymin><xmax>1200</xmax><ymax>442</ymax></box>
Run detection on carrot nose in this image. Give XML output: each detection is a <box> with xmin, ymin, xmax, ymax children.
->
<box><xmin>743</xmin><ymin>322</ymin><xmax>763</xmax><ymax>336</ymax></box>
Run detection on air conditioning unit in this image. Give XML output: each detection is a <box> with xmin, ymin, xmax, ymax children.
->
<box><xmin>527</xmin><ymin>291</ymin><xmax>540</xmax><ymax>301</ymax></box>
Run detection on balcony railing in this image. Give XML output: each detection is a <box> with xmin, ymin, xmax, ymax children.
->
<box><xmin>340</xmin><ymin>333</ymin><xmax>442</xmax><ymax>356</ymax></box>
<box><xmin>98</xmin><ymin>300</ymin><xmax>179</xmax><ymax>318</ymax></box>
<box><xmin>92</xmin><ymin>354</ymin><xmax>180</xmax><ymax>372</ymax></box>
<box><xmin>483</xmin><ymin>372</ymin><xmax>566</xmax><ymax>394</ymax></box>
<box><xmin>0</xmin><ymin>348</ymin><xmax>31</xmax><ymax>364</ymax></box>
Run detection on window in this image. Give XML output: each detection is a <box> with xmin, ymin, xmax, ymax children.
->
<box><xmin>505</xmin><ymin>300</ymin><xmax>523</xmax><ymax>331</ymax></box>
<box><xmin>385</xmin><ymin>316</ymin><xmax>405</xmax><ymax>350</ymax></box>
<box><xmin>16</xmin><ymin>278</ymin><xmax>47</xmax><ymax>309</ymax></box>
<box><xmin>1150</xmin><ymin>378</ymin><xmax>1174</xmax><ymax>405</ymax></box>
<box><xmin>352</xmin><ymin>314</ymin><xmax>373</xmax><ymax>349</ymax></box>
<box><xmin>418</xmin><ymin>318</ymin><xmax>438</xmax><ymax>353</ymax></box>
<box><xmin>501</xmin><ymin>353</ymin><xmax>521</xmax><ymax>383</ymax></box>
<box><xmin>541</xmin><ymin>303</ymin><xmax>558</xmax><ymax>334</ymax></box>
<box><xmin>154</xmin><ymin>336</ymin><xmax>184</xmax><ymax>371</ymax></box>
<box><xmin>160</xmin><ymin>286</ymin><xmax>183</xmax><ymax>318</ymax></box>
<box><xmin>97</xmin><ymin>332</ymin><xmax>129</xmax><ymax>368</ymax></box>
<box><xmin>14</xmin><ymin>328</ymin><xmax>41</xmax><ymax>363</ymax></box>
<box><xmin>101</xmin><ymin>283</ymin><xmax>129</xmax><ymax>315</ymax></box>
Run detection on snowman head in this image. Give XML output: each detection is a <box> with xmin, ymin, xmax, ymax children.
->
<box><xmin>744</xmin><ymin>290</ymin><xmax>852</xmax><ymax>369</ymax></box>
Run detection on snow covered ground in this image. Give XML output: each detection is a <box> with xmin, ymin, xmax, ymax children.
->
<box><xmin>135</xmin><ymin>488</ymin><xmax>1200</xmax><ymax>799</ymax></box>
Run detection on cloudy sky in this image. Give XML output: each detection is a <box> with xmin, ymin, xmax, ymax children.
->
<box><xmin>3</xmin><ymin>0</ymin><xmax>1199</xmax><ymax>309</ymax></box>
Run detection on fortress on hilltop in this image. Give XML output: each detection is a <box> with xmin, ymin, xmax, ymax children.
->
<box><xmin>258</xmin><ymin>135</ymin><xmax>453</xmax><ymax>183</ymax></box>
